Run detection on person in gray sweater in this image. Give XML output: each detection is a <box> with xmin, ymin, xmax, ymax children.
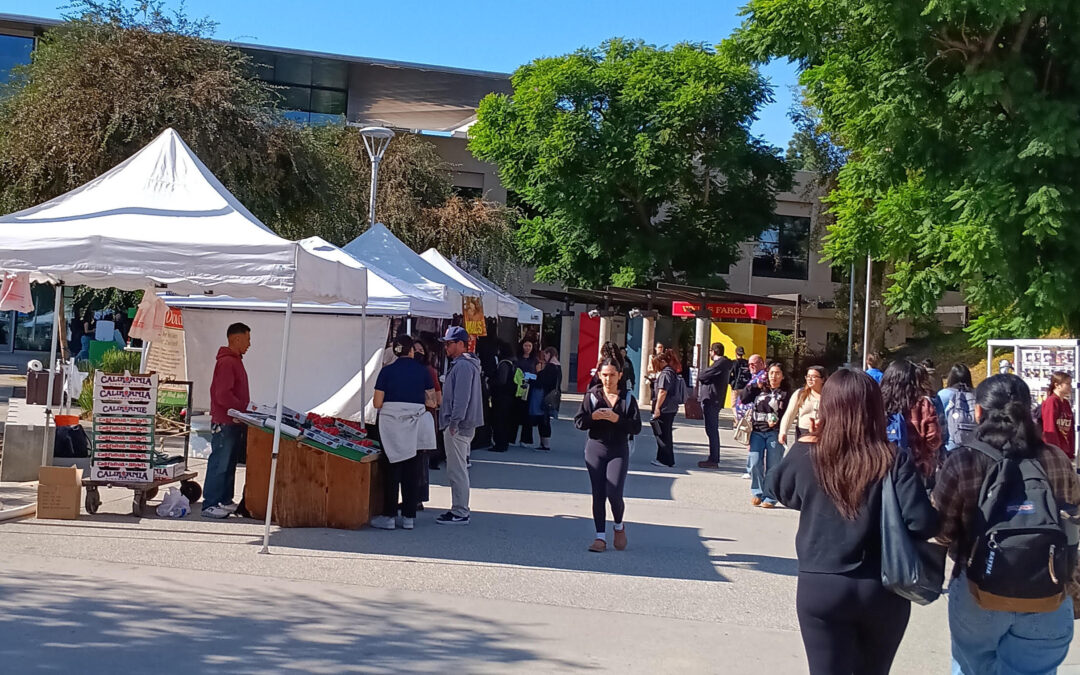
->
<box><xmin>436</xmin><ymin>326</ymin><xmax>484</xmax><ymax>525</ymax></box>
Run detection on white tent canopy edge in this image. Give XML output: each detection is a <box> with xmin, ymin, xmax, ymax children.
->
<box><xmin>0</xmin><ymin>128</ymin><xmax>370</xmax><ymax>554</ymax></box>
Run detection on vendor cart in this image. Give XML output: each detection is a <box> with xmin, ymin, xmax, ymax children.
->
<box><xmin>83</xmin><ymin>375</ymin><xmax>202</xmax><ymax>516</ymax></box>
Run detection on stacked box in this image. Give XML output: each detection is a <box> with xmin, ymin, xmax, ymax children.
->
<box><xmin>90</xmin><ymin>373</ymin><xmax>158</xmax><ymax>483</ymax></box>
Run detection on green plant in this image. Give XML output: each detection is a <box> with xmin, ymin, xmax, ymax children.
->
<box><xmin>98</xmin><ymin>348</ymin><xmax>141</xmax><ymax>374</ymax></box>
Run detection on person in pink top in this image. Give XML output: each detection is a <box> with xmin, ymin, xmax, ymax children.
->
<box><xmin>203</xmin><ymin>322</ymin><xmax>251</xmax><ymax>519</ymax></box>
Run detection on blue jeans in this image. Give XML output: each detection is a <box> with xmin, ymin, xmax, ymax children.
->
<box><xmin>949</xmin><ymin>574</ymin><xmax>1073</xmax><ymax>675</ymax></box>
<box><xmin>749</xmin><ymin>429</ymin><xmax>783</xmax><ymax>502</ymax></box>
<box><xmin>203</xmin><ymin>424</ymin><xmax>245</xmax><ymax>510</ymax></box>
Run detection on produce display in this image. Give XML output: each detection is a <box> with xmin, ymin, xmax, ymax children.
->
<box><xmin>228</xmin><ymin>406</ymin><xmax>381</xmax><ymax>462</ymax></box>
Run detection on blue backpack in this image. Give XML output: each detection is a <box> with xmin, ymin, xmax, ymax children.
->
<box><xmin>886</xmin><ymin>412</ymin><xmax>910</xmax><ymax>450</ymax></box>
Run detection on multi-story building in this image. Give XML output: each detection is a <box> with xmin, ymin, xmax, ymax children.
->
<box><xmin>0</xmin><ymin>12</ymin><xmax>963</xmax><ymax>357</ymax></box>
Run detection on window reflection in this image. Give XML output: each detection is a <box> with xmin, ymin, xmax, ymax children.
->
<box><xmin>753</xmin><ymin>215</ymin><xmax>811</xmax><ymax>280</ymax></box>
<box><xmin>0</xmin><ymin>34</ymin><xmax>34</xmax><ymax>85</ymax></box>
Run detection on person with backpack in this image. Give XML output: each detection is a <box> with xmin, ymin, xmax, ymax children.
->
<box><xmin>933</xmin><ymin>374</ymin><xmax>1080</xmax><ymax>675</ymax></box>
<box><xmin>575</xmin><ymin>357</ymin><xmax>643</xmax><ymax>552</ymax></box>
<box><xmin>528</xmin><ymin>347</ymin><xmax>561</xmax><ymax>451</ymax></box>
<box><xmin>937</xmin><ymin>363</ymin><xmax>978</xmax><ymax>453</ymax></box>
<box><xmin>881</xmin><ymin>359</ymin><xmax>942</xmax><ymax>481</ymax></box>
<box><xmin>770</xmin><ymin>368</ymin><xmax>938</xmax><ymax>675</ymax></box>
<box><xmin>650</xmin><ymin>349</ymin><xmax>684</xmax><ymax>468</ymax></box>
<box><xmin>1041</xmin><ymin>371</ymin><xmax>1075</xmax><ymax>460</ymax></box>
<box><xmin>740</xmin><ymin>361</ymin><xmax>792</xmax><ymax>508</ymax></box>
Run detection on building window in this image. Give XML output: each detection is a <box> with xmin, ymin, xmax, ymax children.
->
<box><xmin>753</xmin><ymin>215</ymin><xmax>811</xmax><ymax>280</ymax></box>
<box><xmin>831</xmin><ymin>265</ymin><xmax>847</xmax><ymax>283</ymax></box>
<box><xmin>0</xmin><ymin>34</ymin><xmax>35</xmax><ymax>86</ymax></box>
<box><xmin>245</xmin><ymin>49</ymin><xmax>348</xmax><ymax>125</ymax></box>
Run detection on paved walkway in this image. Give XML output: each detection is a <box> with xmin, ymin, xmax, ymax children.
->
<box><xmin>1</xmin><ymin>399</ymin><xmax>1078</xmax><ymax>673</ymax></box>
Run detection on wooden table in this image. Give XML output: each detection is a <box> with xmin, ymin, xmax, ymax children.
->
<box><xmin>243</xmin><ymin>426</ymin><xmax>382</xmax><ymax>529</ymax></box>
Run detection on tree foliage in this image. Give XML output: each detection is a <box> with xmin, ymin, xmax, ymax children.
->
<box><xmin>731</xmin><ymin>1</ymin><xmax>1080</xmax><ymax>341</ymax></box>
<box><xmin>0</xmin><ymin>0</ymin><xmax>516</xmax><ymax>303</ymax></box>
<box><xmin>469</xmin><ymin>38</ymin><xmax>791</xmax><ymax>289</ymax></box>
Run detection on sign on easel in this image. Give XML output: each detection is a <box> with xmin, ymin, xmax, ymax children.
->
<box><xmin>145</xmin><ymin>308</ymin><xmax>187</xmax><ymax>382</ymax></box>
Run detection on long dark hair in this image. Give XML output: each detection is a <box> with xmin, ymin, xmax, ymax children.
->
<box><xmin>881</xmin><ymin>359</ymin><xmax>921</xmax><ymax>415</ymax></box>
<box><xmin>764</xmin><ymin>361</ymin><xmax>792</xmax><ymax>393</ymax></box>
<box><xmin>812</xmin><ymin>369</ymin><xmax>895</xmax><ymax>520</ymax></box>
<box><xmin>976</xmin><ymin>374</ymin><xmax>1042</xmax><ymax>460</ymax></box>
<box><xmin>946</xmin><ymin>363</ymin><xmax>973</xmax><ymax>391</ymax></box>
<box><xmin>595</xmin><ymin>357</ymin><xmax>626</xmax><ymax>392</ymax></box>
<box><xmin>598</xmin><ymin>341</ymin><xmax>624</xmax><ymax>370</ymax></box>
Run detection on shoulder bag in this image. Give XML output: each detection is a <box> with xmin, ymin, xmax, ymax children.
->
<box><xmin>880</xmin><ymin>462</ymin><xmax>947</xmax><ymax>605</ymax></box>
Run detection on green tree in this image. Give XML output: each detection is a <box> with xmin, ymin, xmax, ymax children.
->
<box><xmin>731</xmin><ymin>1</ymin><xmax>1080</xmax><ymax>341</ymax></box>
<box><xmin>0</xmin><ymin>0</ymin><xmax>516</xmax><ymax>299</ymax></box>
<box><xmin>469</xmin><ymin>39</ymin><xmax>791</xmax><ymax>288</ymax></box>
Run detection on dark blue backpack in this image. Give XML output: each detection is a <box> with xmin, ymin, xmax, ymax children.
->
<box><xmin>886</xmin><ymin>411</ymin><xmax>910</xmax><ymax>450</ymax></box>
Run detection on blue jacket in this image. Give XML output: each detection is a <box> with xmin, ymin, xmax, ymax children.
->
<box><xmin>439</xmin><ymin>352</ymin><xmax>484</xmax><ymax>433</ymax></box>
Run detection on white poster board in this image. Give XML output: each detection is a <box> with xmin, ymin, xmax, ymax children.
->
<box><xmin>145</xmin><ymin>308</ymin><xmax>187</xmax><ymax>381</ymax></box>
<box><xmin>987</xmin><ymin>338</ymin><xmax>1080</xmax><ymax>464</ymax></box>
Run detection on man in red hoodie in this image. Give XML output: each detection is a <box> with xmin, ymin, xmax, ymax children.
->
<box><xmin>203</xmin><ymin>322</ymin><xmax>251</xmax><ymax>518</ymax></box>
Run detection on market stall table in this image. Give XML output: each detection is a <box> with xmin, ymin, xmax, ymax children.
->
<box><xmin>242</xmin><ymin>424</ymin><xmax>383</xmax><ymax>529</ymax></box>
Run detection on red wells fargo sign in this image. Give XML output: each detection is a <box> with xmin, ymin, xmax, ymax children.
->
<box><xmin>670</xmin><ymin>301</ymin><xmax>773</xmax><ymax>321</ymax></box>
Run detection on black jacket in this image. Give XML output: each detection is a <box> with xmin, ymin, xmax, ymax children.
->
<box><xmin>731</xmin><ymin>358</ymin><xmax>751</xmax><ymax>389</ymax></box>
<box><xmin>574</xmin><ymin>385</ymin><xmax>642</xmax><ymax>446</ymax></box>
<box><xmin>769</xmin><ymin>441</ymin><xmax>939</xmax><ymax>574</ymax></box>
<box><xmin>698</xmin><ymin>356</ymin><xmax>733</xmax><ymax>404</ymax></box>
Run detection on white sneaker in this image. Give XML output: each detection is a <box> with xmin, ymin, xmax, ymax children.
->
<box><xmin>741</xmin><ymin>472</ymin><xmax>752</xmax><ymax>480</ymax></box>
<box><xmin>402</xmin><ymin>517</ymin><xmax>415</xmax><ymax>530</ymax></box>
<box><xmin>650</xmin><ymin>459</ymin><xmax>671</xmax><ymax>469</ymax></box>
<box><xmin>221</xmin><ymin>502</ymin><xmax>239</xmax><ymax>514</ymax></box>
<box><xmin>201</xmin><ymin>505</ymin><xmax>231</xmax><ymax>519</ymax></box>
<box><xmin>370</xmin><ymin>515</ymin><xmax>396</xmax><ymax>530</ymax></box>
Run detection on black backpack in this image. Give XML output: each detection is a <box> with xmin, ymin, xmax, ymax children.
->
<box><xmin>965</xmin><ymin>440</ymin><xmax>1073</xmax><ymax>612</ymax></box>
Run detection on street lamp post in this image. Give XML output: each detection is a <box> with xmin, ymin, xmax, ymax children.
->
<box><xmin>359</xmin><ymin>126</ymin><xmax>395</xmax><ymax>227</ymax></box>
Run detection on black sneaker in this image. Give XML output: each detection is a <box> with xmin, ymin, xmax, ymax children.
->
<box><xmin>435</xmin><ymin>511</ymin><xmax>470</xmax><ymax>526</ymax></box>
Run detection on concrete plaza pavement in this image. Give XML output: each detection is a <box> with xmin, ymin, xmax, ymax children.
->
<box><xmin>2</xmin><ymin>398</ymin><xmax>1080</xmax><ymax>673</ymax></box>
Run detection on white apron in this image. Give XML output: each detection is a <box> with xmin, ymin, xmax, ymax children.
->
<box><xmin>378</xmin><ymin>401</ymin><xmax>436</xmax><ymax>463</ymax></box>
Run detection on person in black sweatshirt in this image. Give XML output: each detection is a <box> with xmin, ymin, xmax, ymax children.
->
<box><xmin>574</xmin><ymin>357</ymin><xmax>642</xmax><ymax>553</ymax></box>
<box><xmin>769</xmin><ymin>368</ymin><xmax>938</xmax><ymax>675</ymax></box>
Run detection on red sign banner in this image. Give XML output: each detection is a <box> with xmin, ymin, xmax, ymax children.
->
<box><xmin>164</xmin><ymin>308</ymin><xmax>183</xmax><ymax>330</ymax></box>
<box><xmin>671</xmin><ymin>301</ymin><xmax>773</xmax><ymax>321</ymax></box>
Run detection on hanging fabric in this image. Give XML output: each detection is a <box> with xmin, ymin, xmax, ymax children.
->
<box><xmin>0</xmin><ymin>272</ymin><xmax>34</xmax><ymax>313</ymax></box>
<box><xmin>128</xmin><ymin>289</ymin><xmax>168</xmax><ymax>342</ymax></box>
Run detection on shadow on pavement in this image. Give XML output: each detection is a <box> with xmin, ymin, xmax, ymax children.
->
<box><xmin>262</xmin><ymin>511</ymin><xmax>730</xmax><ymax>583</ymax></box>
<box><xmin>0</xmin><ymin>571</ymin><xmax>581</xmax><ymax>673</ymax></box>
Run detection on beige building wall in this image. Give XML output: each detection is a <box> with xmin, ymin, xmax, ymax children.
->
<box><xmin>424</xmin><ymin>135</ymin><xmax>507</xmax><ymax>204</ymax></box>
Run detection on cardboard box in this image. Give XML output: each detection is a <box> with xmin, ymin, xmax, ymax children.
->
<box><xmin>37</xmin><ymin>465</ymin><xmax>82</xmax><ymax>520</ymax></box>
<box><xmin>89</xmin><ymin>463</ymin><xmax>152</xmax><ymax>483</ymax></box>
<box><xmin>153</xmin><ymin>462</ymin><xmax>187</xmax><ymax>480</ymax></box>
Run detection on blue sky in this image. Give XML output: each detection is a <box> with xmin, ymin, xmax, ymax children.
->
<box><xmin>4</xmin><ymin>0</ymin><xmax>800</xmax><ymax>147</ymax></box>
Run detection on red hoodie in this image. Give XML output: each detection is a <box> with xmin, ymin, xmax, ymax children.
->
<box><xmin>210</xmin><ymin>346</ymin><xmax>250</xmax><ymax>424</ymax></box>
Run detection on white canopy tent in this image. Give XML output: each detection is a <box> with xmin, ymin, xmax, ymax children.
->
<box><xmin>419</xmin><ymin>248</ymin><xmax>543</xmax><ymax>324</ymax></box>
<box><xmin>343</xmin><ymin>223</ymin><xmax>481</xmax><ymax>318</ymax></box>
<box><xmin>0</xmin><ymin>128</ymin><xmax>369</xmax><ymax>553</ymax></box>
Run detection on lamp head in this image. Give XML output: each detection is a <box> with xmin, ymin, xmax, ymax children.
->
<box><xmin>359</xmin><ymin>126</ymin><xmax>395</xmax><ymax>160</ymax></box>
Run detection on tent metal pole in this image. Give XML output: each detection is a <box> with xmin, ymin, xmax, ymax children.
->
<box><xmin>259</xmin><ymin>291</ymin><xmax>295</xmax><ymax>555</ymax></box>
<box><xmin>41</xmin><ymin>284</ymin><xmax>62</xmax><ymax>466</ymax></box>
<box><xmin>360</xmin><ymin>304</ymin><xmax>368</xmax><ymax>431</ymax></box>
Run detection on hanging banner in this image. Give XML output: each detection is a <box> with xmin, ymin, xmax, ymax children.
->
<box><xmin>463</xmin><ymin>296</ymin><xmax>487</xmax><ymax>336</ymax></box>
<box><xmin>145</xmin><ymin>308</ymin><xmax>187</xmax><ymax>383</ymax></box>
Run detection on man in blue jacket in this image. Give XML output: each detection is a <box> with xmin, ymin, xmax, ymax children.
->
<box><xmin>437</xmin><ymin>326</ymin><xmax>484</xmax><ymax>525</ymax></box>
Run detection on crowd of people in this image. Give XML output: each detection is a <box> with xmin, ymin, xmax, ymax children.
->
<box><xmin>197</xmin><ymin>320</ymin><xmax>1080</xmax><ymax>673</ymax></box>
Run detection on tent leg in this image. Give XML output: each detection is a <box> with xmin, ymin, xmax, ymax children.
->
<box><xmin>360</xmin><ymin>304</ymin><xmax>367</xmax><ymax>431</ymax></box>
<box><xmin>259</xmin><ymin>292</ymin><xmax>295</xmax><ymax>555</ymax></box>
<box><xmin>41</xmin><ymin>284</ymin><xmax>62</xmax><ymax>466</ymax></box>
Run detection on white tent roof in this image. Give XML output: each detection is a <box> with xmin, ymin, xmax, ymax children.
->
<box><xmin>164</xmin><ymin>237</ymin><xmax>452</xmax><ymax>317</ymax></box>
<box><xmin>343</xmin><ymin>224</ymin><xmax>478</xmax><ymax>316</ymax></box>
<box><xmin>419</xmin><ymin>248</ymin><xmax>543</xmax><ymax>323</ymax></box>
<box><xmin>0</xmin><ymin>128</ymin><xmax>366</xmax><ymax>304</ymax></box>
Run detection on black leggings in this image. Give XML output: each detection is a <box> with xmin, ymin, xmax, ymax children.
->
<box><xmin>382</xmin><ymin>453</ymin><xmax>421</xmax><ymax>519</ymax></box>
<box><xmin>530</xmin><ymin>414</ymin><xmax>551</xmax><ymax>440</ymax></box>
<box><xmin>796</xmin><ymin>571</ymin><xmax>911</xmax><ymax>675</ymax></box>
<box><xmin>584</xmin><ymin>439</ymin><xmax>629</xmax><ymax>532</ymax></box>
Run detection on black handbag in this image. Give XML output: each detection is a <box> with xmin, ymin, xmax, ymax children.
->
<box><xmin>880</xmin><ymin>463</ymin><xmax>946</xmax><ymax>605</ymax></box>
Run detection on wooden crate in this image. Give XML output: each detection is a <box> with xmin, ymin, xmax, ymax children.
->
<box><xmin>244</xmin><ymin>426</ymin><xmax>382</xmax><ymax>529</ymax></box>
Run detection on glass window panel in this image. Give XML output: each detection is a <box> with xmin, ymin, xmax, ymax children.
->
<box><xmin>309</xmin><ymin>88</ymin><xmax>346</xmax><ymax>115</ymax></box>
<box><xmin>283</xmin><ymin>109</ymin><xmax>311</xmax><ymax>124</ymax></box>
<box><xmin>278</xmin><ymin>85</ymin><xmax>311</xmax><ymax>111</ymax></box>
<box><xmin>242</xmin><ymin>48</ymin><xmax>276</xmax><ymax>81</ymax></box>
<box><xmin>311</xmin><ymin>58</ymin><xmax>348</xmax><ymax>89</ymax></box>
<box><xmin>0</xmin><ymin>34</ymin><xmax>34</xmax><ymax>85</ymax></box>
<box><xmin>753</xmin><ymin>215</ymin><xmax>810</xmax><ymax>280</ymax></box>
<box><xmin>274</xmin><ymin>53</ymin><xmax>312</xmax><ymax>86</ymax></box>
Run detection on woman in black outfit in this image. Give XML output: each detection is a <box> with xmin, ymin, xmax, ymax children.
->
<box><xmin>574</xmin><ymin>358</ymin><xmax>642</xmax><ymax>553</ymax></box>
<box><xmin>531</xmin><ymin>346</ymin><xmax>562</xmax><ymax>450</ymax></box>
<box><xmin>769</xmin><ymin>368</ymin><xmax>938</xmax><ymax>675</ymax></box>
<box><xmin>490</xmin><ymin>341</ymin><xmax>518</xmax><ymax>452</ymax></box>
<box><xmin>512</xmin><ymin>339</ymin><xmax>539</xmax><ymax>447</ymax></box>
